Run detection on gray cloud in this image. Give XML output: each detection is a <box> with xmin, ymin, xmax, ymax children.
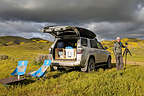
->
<box><xmin>0</xmin><ymin>20</ymin><xmax>144</xmax><ymax>41</ymax></box>
<box><xmin>0</xmin><ymin>0</ymin><xmax>144</xmax><ymax>41</ymax></box>
<box><xmin>82</xmin><ymin>22</ymin><xmax>144</xmax><ymax>40</ymax></box>
<box><xmin>0</xmin><ymin>21</ymin><xmax>55</xmax><ymax>41</ymax></box>
<box><xmin>0</xmin><ymin>0</ymin><xmax>138</xmax><ymax>22</ymax></box>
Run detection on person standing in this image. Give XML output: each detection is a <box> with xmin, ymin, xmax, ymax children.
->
<box><xmin>114</xmin><ymin>37</ymin><xmax>125</xmax><ymax>70</ymax></box>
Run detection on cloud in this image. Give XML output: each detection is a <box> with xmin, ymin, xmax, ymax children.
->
<box><xmin>136</xmin><ymin>7</ymin><xmax>144</xmax><ymax>22</ymax></box>
<box><xmin>0</xmin><ymin>0</ymin><xmax>138</xmax><ymax>22</ymax></box>
<box><xmin>81</xmin><ymin>22</ymin><xmax>144</xmax><ymax>40</ymax></box>
<box><xmin>0</xmin><ymin>21</ymin><xmax>55</xmax><ymax>41</ymax></box>
<box><xmin>0</xmin><ymin>0</ymin><xmax>144</xmax><ymax>41</ymax></box>
<box><xmin>0</xmin><ymin>20</ymin><xmax>144</xmax><ymax>41</ymax></box>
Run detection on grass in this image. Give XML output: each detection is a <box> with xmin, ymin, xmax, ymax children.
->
<box><xmin>0</xmin><ymin>37</ymin><xmax>144</xmax><ymax>96</ymax></box>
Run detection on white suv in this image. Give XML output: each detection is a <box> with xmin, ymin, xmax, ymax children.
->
<box><xmin>42</xmin><ymin>26</ymin><xmax>111</xmax><ymax>72</ymax></box>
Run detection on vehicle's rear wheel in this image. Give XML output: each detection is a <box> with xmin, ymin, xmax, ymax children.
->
<box><xmin>87</xmin><ymin>58</ymin><xmax>95</xmax><ymax>72</ymax></box>
<box><xmin>106</xmin><ymin>57</ymin><xmax>111</xmax><ymax>68</ymax></box>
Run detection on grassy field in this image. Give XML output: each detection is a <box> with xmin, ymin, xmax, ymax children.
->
<box><xmin>0</xmin><ymin>36</ymin><xmax>144</xmax><ymax>96</ymax></box>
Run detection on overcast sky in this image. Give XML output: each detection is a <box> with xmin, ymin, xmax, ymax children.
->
<box><xmin>0</xmin><ymin>0</ymin><xmax>144</xmax><ymax>41</ymax></box>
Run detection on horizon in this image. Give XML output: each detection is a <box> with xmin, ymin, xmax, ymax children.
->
<box><xmin>0</xmin><ymin>35</ymin><xmax>143</xmax><ymax>42</ymax></box>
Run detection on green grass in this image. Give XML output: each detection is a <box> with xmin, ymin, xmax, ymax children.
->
<box><xmin>0</xmin><ymin>66</ymin><xmax>144</xmax><ymax>96</ymax></box>
<box><xmin>0</xmin><ymin>37</ymin><xmax>144</xmax><ymax>96</ymax></box>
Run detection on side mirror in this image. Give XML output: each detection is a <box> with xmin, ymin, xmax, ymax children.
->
<box><xmin>104</xmin><ymin>47</ymin><xmax>108</xmax><ymax>50</ymax></box>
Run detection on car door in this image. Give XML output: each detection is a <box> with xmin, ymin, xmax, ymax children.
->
<box><xmin>97</xmin><ymin>42</ymin><xmax>108</xmax><ymax>62</ymax></box>
<box><xmin>89</xmin><ymin>39</ymin><xmax>102</xmax><ymax>63</ymax></box>
<box><xmin>79</xmin><ymin>38</ymin><xmax>89</xmax><ymax>66</ymax></box>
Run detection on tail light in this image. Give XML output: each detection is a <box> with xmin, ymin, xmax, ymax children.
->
<box><xmin>77</xmin><ymin>48</ymin><xmax>84</xmax><ymax>54</ymax></box>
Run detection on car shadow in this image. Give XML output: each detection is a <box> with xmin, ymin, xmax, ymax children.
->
<box><xmin>26</xmin><ymin>63</ymin><xmax>128</xmax><ymax>81</ymax></box>
<box><xmin>94</xmin><ymin>63</ymin><xmax>116</xmax><ymax>71</ymax></box>
<box><xmin>46</xmin><ymin>68</ymin><xmax>77</xmax><ymax>79</ymax></box>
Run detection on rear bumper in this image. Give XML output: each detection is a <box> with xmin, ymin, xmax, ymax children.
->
<box><xmin>51</xmin><ymin>61</ymin><xmax>80</xmax><ymax>67</ymax></box>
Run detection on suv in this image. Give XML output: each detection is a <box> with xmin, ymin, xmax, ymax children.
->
<box><xmin>42</xmin><ymin>26</ymin><xmax>111</xmax><ymax>72</ymax></box>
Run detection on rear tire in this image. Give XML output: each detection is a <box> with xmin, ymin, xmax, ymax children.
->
<box><xmin>87</xmin><ymin>58</ymin><xmax>95</xmax><ymax>72</ymax></box>
<box><xmin>81</xmin><ymin>65</ymin><xmax>87</xmax><ymax>72</ymax></box>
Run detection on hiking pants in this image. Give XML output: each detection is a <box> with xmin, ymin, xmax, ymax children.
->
<box><xmin>116</xmin><ymin>54</ymin><xmax>123</xmax><ymax>70</ymax></box>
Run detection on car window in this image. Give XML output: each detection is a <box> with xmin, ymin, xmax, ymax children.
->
<box><xmin>97</xmin><ymin>42</ymin><xmax>104</xmax><ymax>49</ymax></box>
<box><xmin>81</xmin><ymin>38</ymin><xmax>88</xmax><ymax>47</ymax></box>
<box><xmin>90</xmin><ymin>40</ymin><xmax>98</xmax><ymax>48</ymax></box>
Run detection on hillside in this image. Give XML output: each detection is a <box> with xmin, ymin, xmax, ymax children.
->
<box><xmin>0</xmin><ymin>36</ymin><xmax>50</xmax><ymax>46</ymax></box>
<box><xmin>0</xmin><ymin>37</ymin><xmax>143</xmax><ymax>96</ymax></box>
<box><xmin>0</xmin><ymin>36</ymin><xmax>32</xmax><ymax>44</ymax></box>
<box><xmin>102</xmin><ymin>38</ymin><xmax>144</xmax><ymax>62</ymax></box>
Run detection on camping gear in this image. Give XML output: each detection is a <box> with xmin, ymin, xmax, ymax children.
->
<box><xmin>65</xmin><ymin>46</ymin><xmax>75</xmax><ymax>59</ymax></box>
<box><xmin>55</xmin><ymin>48</ymin><xmax>76</xmax><ymax>60</ymax></box>
<box><xmin>0</xmin><ymin>61</ymin><xmax>28</xmax><ymax>85</ymax></box>
<box><xmin>28</xmin><ymin>60</ymin><xmax>51</xmax><ymax>78</ymax></box>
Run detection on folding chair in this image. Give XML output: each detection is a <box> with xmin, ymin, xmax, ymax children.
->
<box><xmin>29</xmin><ymin>60</ymin><xmax>51</xmax><ymax>78</ymax></box>
<box><xmin>0</xmin><ymin>61</ymin><xmax>28</xmax><ymax>85</ymax></box>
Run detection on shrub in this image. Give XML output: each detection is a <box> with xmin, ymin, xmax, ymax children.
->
<box><xmin>35</xmin><ymin>54</ymin><xmax>51</xmax><ymax>65</ymax></box>
<box><xmin>0</xmin><ymin>55</ymin><xmax>8</xmax><ymax>60</ymax></box>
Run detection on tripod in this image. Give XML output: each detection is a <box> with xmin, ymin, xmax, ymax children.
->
<box><xmin>122</xmin><ymin>45</ymin><xmax>132</xmax><ymax>70</ymax></box>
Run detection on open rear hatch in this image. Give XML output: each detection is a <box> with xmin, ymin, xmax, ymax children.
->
<box><xmin>42</xmin><ymin>26</ymin><xmax>96</xmax><ymax>39</ymax></box>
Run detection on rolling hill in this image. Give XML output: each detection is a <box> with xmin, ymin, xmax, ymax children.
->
<box><xmin>0</xmin><ymin>36</ymin><xmax>50</xmax><ymax>46</ymax></box>
<box><xmin>102</xmin><ymin>38</ymin><xmax>144</xmax><ymax>62</ymax></box>
<box><xmin>0</xmin><ymin>36</ymin><xmax>143</xmax><ymax>96</ymax></box>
